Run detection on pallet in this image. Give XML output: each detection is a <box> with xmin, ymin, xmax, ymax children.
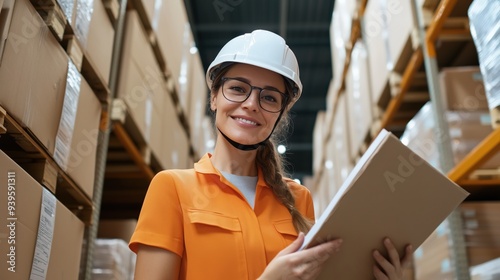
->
<box><xmin>30</xmin><ymin>0</ymin><xmax>66</xmax><ymax>41</ymax></box>
<box><xmin>109</xmin><ymin>99</ymin><xmax>163</xmax><ymax>179</ymax></box>
<box><xmin>61</xmin><ymin>34</ymin><xmax>84</xmax><ymax>71</ymax></box>
<box><xmin>0</xmin><ymin>107</ymin><xmax>93</xmax><ymax>225</ymax></box>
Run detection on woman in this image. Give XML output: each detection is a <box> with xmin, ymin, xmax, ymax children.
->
<box><xmin>129</xmin><ymin>29</ymin><xmax>412</xmax><ymax>280</ymax></box>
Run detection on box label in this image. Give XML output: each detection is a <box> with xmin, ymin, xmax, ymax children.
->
<box><xmin>29</xmin><ymin>188</ymin><xmax>56</xmax><ymax>280</ymax></box>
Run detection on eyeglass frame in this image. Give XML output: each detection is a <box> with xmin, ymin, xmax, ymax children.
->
<box><xmin>220</xmin><ymin>77</ymin><xmax>290</xmax><ymax>113</ymax></box>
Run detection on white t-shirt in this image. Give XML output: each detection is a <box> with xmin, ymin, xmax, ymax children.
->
<box><xmin>220</xmin><ymin>171</ymin><xmax>258</xmax><ymax>208</ymax></box>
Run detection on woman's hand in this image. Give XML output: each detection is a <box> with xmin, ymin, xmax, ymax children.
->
<box><xmin>372</xmin><ymin>238</ymin><xmax>413</xmax><ymax>280</ymax></box>
<box><xmin>258</xmin><ymin>232</ymin><xmax>343</xmax><ymax>280</ymax></box>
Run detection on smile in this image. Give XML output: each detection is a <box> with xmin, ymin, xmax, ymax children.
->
<box><xmin>233</xmin><ymin>117</ymin><xmax>259</xmax><ymax>126</ymax></box>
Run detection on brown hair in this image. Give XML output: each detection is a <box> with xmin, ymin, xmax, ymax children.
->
<box><xmin>210</xmin><ymin>63</ymin><xmax>313</xmax><ymax>233</ymax></box>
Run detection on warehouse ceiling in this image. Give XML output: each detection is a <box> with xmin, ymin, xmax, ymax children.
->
<box><xmin>184</xmin><ymin>0</ymin><xmax>335</xmax><ymax>182</ymax></box>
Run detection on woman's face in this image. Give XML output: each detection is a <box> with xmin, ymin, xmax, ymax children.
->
<box><xmin>211</xmin><ymin>63</ymin><xmax>286</xmax><ymax>145</ymax></box>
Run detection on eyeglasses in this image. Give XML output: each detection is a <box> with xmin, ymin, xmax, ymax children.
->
<box><xmin>221</xmin><ymin>77</ymin><xmax>288</xmax><ymax>113</ymax></box>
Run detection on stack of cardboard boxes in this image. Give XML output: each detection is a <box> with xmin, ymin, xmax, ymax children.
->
<box><xmin>0</xmin><ymin>150</ymin><xmax>85</xmax><ymax>280</ymax></box>
<box><xmin>115</xmin><ymin>0</ymin><xmax>212</xmax><ymax>170</ymax></box>
<box><xmin>0</xmin><ymin>0</ymin><xmax>115</xmax><ymax>278</ymax></box>
<box><xmin>414</xmin><ymin>202</ymin><xmax>500</xmax><ymax>279</ymax></box>
<box><xmin>401</xmin><ymin>67</ymin><xmax>500</xmax><ymax>177</ymax></box>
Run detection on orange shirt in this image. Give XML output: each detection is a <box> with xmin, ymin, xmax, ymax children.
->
<box><xmin>129</xmin><ymin>153</ymin><xmax>315</xmax><ymax>280</ymax></box>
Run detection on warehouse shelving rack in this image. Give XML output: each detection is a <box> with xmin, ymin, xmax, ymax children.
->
<box><xmin>81</xmin><ymin>0</ymin><xmax>198</xmax><ymax>278</ymax></box>
<box><xmin>317</xmin><ymin>0</ymin><xmax>499</xmax><ymax>279</ymax></box>
<box><xmin>0</xmin><ymin>0</ymin><xmax>196</xmax><ymax>278</ymax></box>
<box><xmin>414</xmin><ymin>0</ymin><xmax>499</xmax><ymax>277</ymax></box>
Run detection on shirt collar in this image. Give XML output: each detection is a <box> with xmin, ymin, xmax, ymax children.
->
<box><xmin>194</xmin><ymin>153</ymin><xmax>269</xmax><ymax>188</ymax></box>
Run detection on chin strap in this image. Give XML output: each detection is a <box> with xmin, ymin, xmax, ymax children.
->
<box><xmin>218</xmin><ymin>128</ymin><xmax>263</xmax><ymax>150</ymax></box>
<box><xmin>217</xmin><ymin>111</ymin><xmax>284</xmax><ymax>151</ymax></box>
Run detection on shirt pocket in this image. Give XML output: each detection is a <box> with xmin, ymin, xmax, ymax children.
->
<box><xmin>273</xmin><ymin>219</ymin><xmax>298</xmax><ymax>246</ymax></box>
<box><xmin>188</xmin><ymin>209</ymin><xmax>242</xmax><ymax>231</ymax></box>
<box><xmin>186</xmin><ymin>209</ymin><xmax>248</xmax><ymax>278</ymax></box>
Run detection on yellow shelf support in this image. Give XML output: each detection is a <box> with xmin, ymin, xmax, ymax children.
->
<box><xmin>425</xmin><ymin>0</ymin><xmax>457</xmax><ymax>57</ymax></box>
<box><xmin>380</xmin><ymin>48</ymin><xmax>423</xmax><ymax>130</ymax></box>
<box><xmin>448</xmin><ymin>128</ymin><xmax>500</xmax><ymax>184</ymax></box>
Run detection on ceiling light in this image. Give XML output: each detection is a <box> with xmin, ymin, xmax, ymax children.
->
<box><xmin>277</xmin><ymin>144</ymin><xmax>286</xmax><ymax>154</ymax></box>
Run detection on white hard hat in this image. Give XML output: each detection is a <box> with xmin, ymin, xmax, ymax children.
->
<box><xmin>206</xmin><ymin>29</ymin><xmax>303</xmax><ymax>102</ymax></box>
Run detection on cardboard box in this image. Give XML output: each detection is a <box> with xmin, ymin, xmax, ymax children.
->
<box><xmin>323</xmin><ymin>79</ymin><xmax>337</xmax><ymax>145</ymax></box>
<box><xmin>155</xmin><ymin>0</ymin><xmax>189</xmax><ymax>85</ymax></box>
<box><xmin>345</xmin><ymin>40</ymin><xmax>374</xmax><ymax>161</ymax></box>
<box><xmin>139</xmin><ymin>0</ymin><xmax>159</xmax><ymax>28</ymax></box>
<box><xmin>0</xmin><ymin>150</ymin><xmax>84</xmax><ymax>280</ymax></box>
<box><xmin>324</xmin><ymin>134</ymin><xmax>339</xmax><ymax>202</ymax></box>
<box><xmin>386</xmin><ymin>0</ymin><xmax>417</xmax><ymax>73</ymax></box>
<box><xmin>468</xmin><ymin>247</ymin><xmax>500</xmax><ymax>267</ymax></box>
<box><xmin>98</xmin><ymin>219</ymin><xmax>138</xmax><ymax>242</ymax></box>
<box><xmin>118</xmin><ymin>10</ymin><xmax>166</xmax><ymax>156</ymax></box>
<box><xmin>54</xmin><ymin>69</ymin><xmax>102</xmax><ymax>199</ymax></box>
<box><xmin>193</xmin><ymin>115</ymin><xmax>215</xmax><ymax>156</ymax></box>
<box><xmin>188</xmin><ymin>51</ymin><xmax>209</xmax><ymax>156</ymax></box>
<box><xmin>177</xmin><ymin>25</ymin><xmax>194</xmax><ymax>117</ymax></box>
<box><xmin>312</xmin><ymin>111</ymin><xmax>326</xmax><ymax>174</ymax></box>
<box><xmin>0</xmin><ymin>0</ymin><xmax>68</xmax><ymax>154</ymax></box>
<box><xmin>333</xmin><ymin>0</ymin><xmax>357</xmax><ymax>45</ymax></box>
<box><xmin>171</xmin><ymin>114</ymin><xmax>190</xmax><ymax>169</ymax></box>
<box><xmin>86</xmin><ymin>0</ymin><xmax>115</xmax><ymax>85</ymax></box>
<box><xmin>401</xmin><ymin>103</ymin><xmax>500</xmax><ymax>170</ymax></box>
<box><xmin>363</xmin><ymin>0</ymin><xmax>390</xmax><ymax>108</ymax></box>
<box><xmin>332</xmin><ymin>94</ymin><xmax>353</xmax><ymax>187</ymax></box>
<box><xmin>330</xmin><ymin>9</ymin><xmax>346</xmax><ymax>94</ymax></box>
<box><xmin>439</xmin><ymin>67</ymin><xmax>489</xmax><ymax>111</ymax></box>
<box><xmin>62</xmin><ymin>0</ymin><xmax>114</xmax><ymax>84</ymax></box>
<box><xmin>159</xmin><ymin>84</ymin><xmax>189</xmax><ymax>169</ymax></box>
<box><xmin>312</xmin><ymin>168</ymin><xmax>329</xmax><ymax>215</ymax></box>
<box><xmin>149</xmin><ymin>102</ymin><xmax>164</xmax><ymax>160</ymax></box>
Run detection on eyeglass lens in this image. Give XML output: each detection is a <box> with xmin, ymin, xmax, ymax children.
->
<box><xmin>222</xmin><ymin>78</ymin><xmax>284</xmax><ymax>112</ymax></box>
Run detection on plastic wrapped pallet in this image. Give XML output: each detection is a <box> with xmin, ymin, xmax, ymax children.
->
<box><xmin>469</xmin><ymin>0</ymin><xmax>500</xmax><ymax>109</ymax></box>
<box><xmin>92</xmin><ymin>239</ymin><xmax>136</xmax><ymax>280</ymax></box>
<box><xmin>471</xmin><ymin>258</ymin><xmax>500</xmax><ymax>280</ymax></box>
<box><xmin>401</xmin><ymin>102</ymin><xmax>500</xmax><ymax>172</ymax></box>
